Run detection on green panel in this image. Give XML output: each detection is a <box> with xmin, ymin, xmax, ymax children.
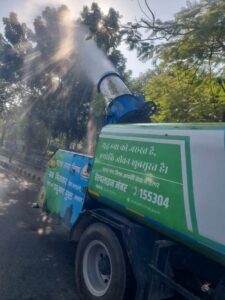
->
<box><xmin>89</xmin><ymin>133</ymin><xmax>193</xmax><ymax>235</ymax></box>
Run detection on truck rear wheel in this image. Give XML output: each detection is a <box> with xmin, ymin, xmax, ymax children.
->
<box><xmin>75</xmin><ymin>222</ymin><xmax>127</xmax><ymax>300</ymax></box>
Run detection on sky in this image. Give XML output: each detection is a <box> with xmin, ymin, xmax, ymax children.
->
<box><xmin>0</xmin><ymin>0</ymin><xmax>188</xmax><ymax>77</ymax></box>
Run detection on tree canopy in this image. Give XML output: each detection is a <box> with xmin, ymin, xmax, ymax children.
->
<box><xmin>0</xmin><ymin>2</ymin><xmax>127</xmax><ymax>153</ymax></box>
<box><xmin>124</xmin><ymin>0</ymin><xmax>225</xmax><ymax>122</ymax></box>
<box><xmin>123</xmin><ymin>0</ymin><xmax>225</xmax><ymax>66</ymax></box>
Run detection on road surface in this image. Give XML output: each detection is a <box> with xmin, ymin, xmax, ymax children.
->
<box><xmin>0</xmin><ymin>166</ymin><xmax>79</xmax><ymax>300</ymax></box>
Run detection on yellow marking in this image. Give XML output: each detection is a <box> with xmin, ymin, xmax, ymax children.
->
<box><xmin>126</xmin><ymin>207</ymin><xmax>144</xmax><ymax>217</ymax></box>
<box><xmin>49</xmin><ymin>159</ymin><xmax>57</xmax><ymax>168</ymax></box>
<box><xmin>88</xmin><ymin>189</ymin><xmax>99</xmax><ymax>197</ymax></box>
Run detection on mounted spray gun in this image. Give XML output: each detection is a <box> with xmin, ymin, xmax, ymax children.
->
<box><xmin>97</xmin><ymin>71</ymin><xmax>157</xmax><ymax>124</ymax></box>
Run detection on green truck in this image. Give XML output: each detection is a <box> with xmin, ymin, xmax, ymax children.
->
<box><xmin>40</xmin><ymin>72</ymin><xmax>225</xmax><ymax>300</ymax></box>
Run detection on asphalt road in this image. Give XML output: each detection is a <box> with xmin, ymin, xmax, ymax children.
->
<box><xmin>0</xmin><ymin>166</ymin><xmax>79</xmax><ymax>300</ymax></box>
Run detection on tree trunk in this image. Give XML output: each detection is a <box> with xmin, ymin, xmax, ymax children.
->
<box><xmin>65</xmin><ymin>131</ymin><xmax>71</xmax><ymax>150</ymax></box>
<box><xmin>0</xmin><ymin>122</ymin><xmax>6</xmax><ymax>147</ymax></box>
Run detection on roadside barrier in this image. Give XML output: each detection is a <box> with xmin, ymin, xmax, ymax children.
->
<box><xmin>0</xmin><ymin>160</ymin><xmax>43</xmax><ymax>182</ymax></box>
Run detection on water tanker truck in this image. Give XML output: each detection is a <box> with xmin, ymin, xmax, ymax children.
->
<box><xmin>39</xmin><ymin>71</ymin><xmax>225</xmax><ymax>300</ymax></box>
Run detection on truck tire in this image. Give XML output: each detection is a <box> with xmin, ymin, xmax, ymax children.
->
<box><xmin>75</xmin><ymin>222</ymin><xmax>127</xmax><ymax>300</ymax></box>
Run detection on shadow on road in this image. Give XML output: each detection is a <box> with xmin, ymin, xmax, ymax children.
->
<box><xmin>0</xmin><ymin>169</ymin><xmax>79</xmax><ymax>300</ymax></box>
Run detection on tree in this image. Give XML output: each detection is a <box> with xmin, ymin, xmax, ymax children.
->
<box><xmin>127</xmin><ymin>69</ymin><xmax>159</xmax><ymax>94</ymax></box>
<box><xmin>123</xmin><ymin>0</ymin><xmax>225</xmax><ymax>123</ymax></box>
<box><xmin>0</xmin><ymin>13</ymin><xmax>32</xmax><ymax>82</ymax></box>
<box><xmin>28</xmin><ymin>3</ymin><xmax>129</xmax><ymax>151</ymax></box>
<box><xmin>80</xmin><ymin>3</ymin><xmax>127</xmax><ymax>75</ymax></box>
<box><xmin>142</xmin><ymin>64</ymin><xmax>225</xmax><ymax>122</ymax></box>
<box><xmin>0</xmin><ymin>79</ymin><xmax>8</xmax><ymax>113</ymax></box>
<box><xmin>0</xmin><ymin>78</ymin><xmax>32</xmax><ymax>146</ymax></box>
<box><xmin>21</xmin><ymin>5</ymin><xmax>93</xmax><ymax>150</ymax></box>
<box><xmin>0</xmin><ymin>13</ymin><xmax>34</xmax><ymax>147</ymax></box>
<box><xmin>0</xmin><ymin>3</ymin><xmax>129</xmax><ymax>153</ymax></box>
<box><xmin>123</xmin><ymin>0</ymin><xmax>225</xmax><ymax>69</ymax></box>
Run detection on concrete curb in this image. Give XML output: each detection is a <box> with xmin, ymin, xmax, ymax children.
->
<box><xmin>0</xmin><ymin>160</ymin><xmax>43</xmax><ymax>182</ymax></box>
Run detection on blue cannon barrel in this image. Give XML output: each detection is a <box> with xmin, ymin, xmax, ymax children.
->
<box><xmin>97</xmin><ymin>71</ymin><xmax>156</xmax><ymax>124</ymax></box>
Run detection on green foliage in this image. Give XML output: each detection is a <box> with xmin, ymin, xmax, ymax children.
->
<box><xmin>125</xmin><ymin>0</ymin><xmax>225</xmax><ymax>123</ymax></box>
<box><xmin>20</xmin><ymin>114</ymin><xmax>49</xmax><ymax>151</ymax></box>
<box><xmin>0</xmin><ymin>3</ymin><xmax>127</xmax><ymax>152</ymax></box>
<box><xmin>123</xmin><ymin>0</ymin><xmax>225</xmax><ymax>69</ymax></box>
<box><xmin>1</xmin><ymin>13</ymin><xmax>32</xmax><ymax>82</ymax></box>
<box><xmin>143</xmin><ymin>65</ymin><xmax>225</xmax><ymax>122</ymax></box>
<box><xmin>80</xmin><ymin>3</ymin><xmax>126</xmax><ymax>75</ymax></box>
<box><xmin>3</xmin><ymin>12</ymin><xmax>29</xmax><ymax>46</ymax></box>
<box><xmin>0</xmin><ymin>79</ymin><xmax>8</xmax><ymax>113</ymax></box>
<box><xmin>127</xmin><ymin>69</ymin><xmax>160</xmax><ymax>94</ymax></box>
